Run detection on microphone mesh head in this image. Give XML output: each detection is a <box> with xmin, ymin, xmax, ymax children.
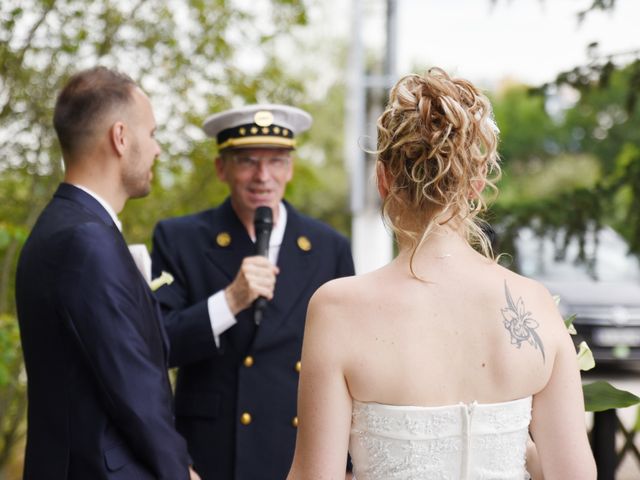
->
<box><xmin>254</xmin><ymin>206</ymin><xmax>273</xmax><ymax>228</ymax></box>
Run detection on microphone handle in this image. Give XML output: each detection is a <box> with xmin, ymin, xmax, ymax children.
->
<box><xmin>254</xmin><ymin>297</ymin><xmax>267</xmax><ymax>326</ymax></box>
<box><xmin>253</xmin><ymin>228</ymin><xmax>271</xmax><ymax>326</ymax></box>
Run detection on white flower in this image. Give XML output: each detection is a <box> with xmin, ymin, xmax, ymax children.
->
<box><xmin>577</xmin><ymin>341</ymin><xmax>595</xmax><ymax>371</ymax></box>
<box><xmin>150</xmin><ymin>271</ymin><xmax>174</xmax><ymax>291</ymax></box>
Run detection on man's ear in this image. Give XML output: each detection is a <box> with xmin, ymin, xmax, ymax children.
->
<box><xmin>376</xmin><ymin>161</ymin><xmax>389</xmax><ymax>199</ymax></box>
<box><xmin>110</xmin><ymin>122</ymin><xmax>127</xmax><ymax>157</ymax></box>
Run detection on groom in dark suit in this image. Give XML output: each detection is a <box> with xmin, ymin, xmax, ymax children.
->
<box><xmin>15</xmin><ymin>67</ymin><xmax>198</xmax><ymax>480</ymax></box>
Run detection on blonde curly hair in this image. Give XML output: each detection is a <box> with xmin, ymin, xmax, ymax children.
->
<box><xmin>376</xmin><ymin>67</ymin><xmax>501</xmax><ymax>272</ymax></box>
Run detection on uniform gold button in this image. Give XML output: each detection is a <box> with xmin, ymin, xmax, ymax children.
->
<box><xmin>240</xmin><ymin>412</ymin><xmax>252</xmax><ymax>425</ymax></box>
<box><xmin>243</xmin><ymin>356</ymin><xmax>254</xmax><ymax>367</ymax></box>
<box><xmin>295</xmin><ymin>361</ymin><xmax>301</xmax><ymax>373</ymax></box>
<box><xmin>216</xmin><ymin>232</ymin><xmax>231</xmax><ymax>247</ymax></box>
<box><xmin>292</xmin><ymin>416</ymin><xmax>298</xmax><ymax>428</ymax></box>
<box><xmin>297</xmin><ymin>236</ymin><xmax>312</xmax><ymax>252</ymax></box>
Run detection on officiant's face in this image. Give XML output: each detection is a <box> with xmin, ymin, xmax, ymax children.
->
<box><xmin>216</xmin><ymin>147</ymin><xmax>293</xmax><ymax>219</ymax></box>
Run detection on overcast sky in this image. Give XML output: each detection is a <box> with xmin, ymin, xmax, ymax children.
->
<box><xmin>323</xmin><ymin>0</ymin><xmax>640</xmax><ymax>89</ymax></box>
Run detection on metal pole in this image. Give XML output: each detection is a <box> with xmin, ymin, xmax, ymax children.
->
<box><xmin>345</xmin><ymin>0</ymin><xmax>366</xmax><ymax>214</ymax></box>
<box><xmin>592</xmin><ymin>409</ymin><xmax>617</xmax><ymax>480</ymax></box>
<box><xmin>386</xmin><ymin>0</ymin><xmax>398</xmax><ymax>81</ymax></box>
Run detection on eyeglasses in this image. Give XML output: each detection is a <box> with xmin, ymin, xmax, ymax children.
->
<box><xmin>228</xmin><ymin>155</ymin><xmax>291</xmax><ymax>173</ymax></box>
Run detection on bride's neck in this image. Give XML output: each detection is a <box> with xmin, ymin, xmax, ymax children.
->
<box><xmin>395</xmin><ymin>224</ymin><xmax>472</xmax><ymax>264</ymax></box>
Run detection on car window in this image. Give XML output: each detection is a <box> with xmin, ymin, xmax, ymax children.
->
<box><xmin>515</xmin><ymin>227</ymin><xmax>640</xmax><ymax>283</ymax></box>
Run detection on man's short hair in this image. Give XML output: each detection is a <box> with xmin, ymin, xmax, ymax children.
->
<box><xmin>53</xmin><ymin>66</ymin><xmax>137</xmax><ymax>157</ymax></box>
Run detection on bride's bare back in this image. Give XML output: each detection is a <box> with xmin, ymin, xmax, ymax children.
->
<box><xmin>287</xmin><ymin>68</ymin><xmax>595</xmax><ymax>480</ymax></box>
<box><xmin>338</xmin><ymin>235</ymin><xmax>556</xmax><ymax>407</ymax></box>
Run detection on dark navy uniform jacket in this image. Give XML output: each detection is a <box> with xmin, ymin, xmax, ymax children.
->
<box><xmin>15</xmin><ymin>183</ymin><xmax>191</xmax><ymax>480</ymax></box>
<box><xmin>151</xmin><ymin>198</ymin><xmax>355</xmax><ymax>480</ymax></box>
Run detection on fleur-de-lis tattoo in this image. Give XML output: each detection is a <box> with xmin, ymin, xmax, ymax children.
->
<box><xmin>501</xmin><ymin>281</ymin><xmax>545</xmax><ymax>363</ymax></box>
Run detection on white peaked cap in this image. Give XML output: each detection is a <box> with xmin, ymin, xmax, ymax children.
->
<box><xmin>203</xmin><ymin>104</ymin><xmax>313</xmax><ymax>150</ymax></box>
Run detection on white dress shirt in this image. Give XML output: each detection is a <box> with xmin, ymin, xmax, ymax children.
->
<box><xmin>207</xmin><ymin>203</ymin><xmax>287</xmax><ymax>347</ymax></box>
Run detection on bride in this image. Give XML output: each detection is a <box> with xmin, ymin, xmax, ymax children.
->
<box><xmin>286</xmin><ymin>68</ymin><xmax>596</xmax><ymax>479</ymax></box>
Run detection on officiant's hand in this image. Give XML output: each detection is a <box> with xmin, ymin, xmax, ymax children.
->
<box><xmin>189</xmin><ymin>466</ymin><xmax>201</xmax><ymax>480</ymax></box>
<box><xmin>225</xmin><ymin>256</ymin><xmax>279</xmax><ymax>315</ymax></box>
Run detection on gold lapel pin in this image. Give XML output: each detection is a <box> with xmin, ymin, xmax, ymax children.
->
<box><xmin>297</xmin><ymin>236</ymin><xmax>312</xmax><ymax>252</ymax></box>
<box><xmin>216</xmin><ymin>232</ymin><xmax>231</xmax><ymax>247</ymax></box>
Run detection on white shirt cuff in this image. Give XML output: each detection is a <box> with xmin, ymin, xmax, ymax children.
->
<box><xmin>207</xmin><ymin>291</ymin><xmax>237</xmax><ymax>348</ymax></box>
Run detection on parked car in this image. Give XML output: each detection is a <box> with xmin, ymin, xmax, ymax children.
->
<box><xmin>512</xmin><ymin>226</ymin><xmax>640</xmax><ymax>367</ymax></box>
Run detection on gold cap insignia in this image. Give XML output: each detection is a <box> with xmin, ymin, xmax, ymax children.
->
<box><xmin>216</xmin><ymin>232</ymin><xmax>231</xmax><ymax>247</ymax></box>
<box><xmin>297</xmin><ymin>236</ymin><xmax>312</xmax><ymax>252</ymax></box>
<box><xmin>254</xmin><ymin>110</ymin><xmax>274</xmax><ymax>127</ymax></box>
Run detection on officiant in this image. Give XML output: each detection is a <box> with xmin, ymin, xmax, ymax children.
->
<box><xmin>150</xmin><ymin>104</ymin><xmax>355</xmax><ymax>480</ymax></box>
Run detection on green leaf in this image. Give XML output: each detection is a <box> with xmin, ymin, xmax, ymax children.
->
<box><xmin>634</xmin><ymin>405</ymin><xmax>640</xmax><ymax>432</ymax></box>
<box><xmin>583</xmin><ymin>381</ymin><xmax>640</xmax><ymax>412</ymax></box>
<box><xmin>565</xmin><ymin>314</ymin><xmax>577</xmax><ymax>334</ymax></box>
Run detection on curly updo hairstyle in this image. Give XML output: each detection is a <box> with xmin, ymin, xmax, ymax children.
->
<box><xmin>376</xmin><ymin>67</ymin><xmax>501</xmax><ymax>269</ymax></box>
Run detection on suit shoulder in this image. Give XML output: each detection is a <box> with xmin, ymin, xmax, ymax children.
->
<box><xmin>66</xmin><ymin>222</ymin><xmax>125</xmax><ymax>259</ymax></box>
<box><xmin>154</xmin><ymin>208</ymin><xmax>215</xmax><ymax>235</ymax></box>
<box><xmin>291</xmin><ymin>209</ymin><xmax>349</xmax><ymax>243</ymax></box>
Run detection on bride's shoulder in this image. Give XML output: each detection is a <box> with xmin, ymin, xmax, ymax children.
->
<box><xmin>494</xmin><ymin>265</ymin><xmax>565</xmax><ymax>328</ymax></box>
<box><xmin>309</xmin><ymin>276</ymin><xmax>363</xmax><ymax>313</ymax></box>
<box><xmin>307</xmin><ymin>271</ymin><xmax>384</xmax><ymax>330</ymax></box>
<box><xmin>311</xmin><ymin>268</ymin><xmax>384</xmax><ymax>306</ymax></box>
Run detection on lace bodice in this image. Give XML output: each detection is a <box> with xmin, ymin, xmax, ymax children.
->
<box><xmin>349</xmin><ymin>396</ymin><xmax>532</xmax><ymax>480</ymax></box>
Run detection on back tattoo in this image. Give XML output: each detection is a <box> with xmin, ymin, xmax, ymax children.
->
<box><xmin>501</xmin><ymin>281</ymin><xmax>545</xmax><ymax>363</ymax></box>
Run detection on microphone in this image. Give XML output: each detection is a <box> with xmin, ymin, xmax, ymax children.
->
<box><xmin>253</xmin><ymin>206</ymin><xmax>273</xmax><ymax>326</ymax></box>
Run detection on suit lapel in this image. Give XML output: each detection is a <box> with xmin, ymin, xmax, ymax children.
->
<box><xmin>202</xmin><ymin>200</ymin><xmax>257</xmax><ymax>354</ymax></box>
<box><xmin>55</xmin><ymin>184</ymin><xmax>173</xmax><ymax>360</ymax></box>
<box><xmin>204</xmin><ymin>199</ymin><xmax>255</xmax><ymax>280</ymax></box>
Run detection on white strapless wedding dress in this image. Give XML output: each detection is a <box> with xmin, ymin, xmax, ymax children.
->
<box><xmin>349</xmin><ymin>396</ymin><xmax>532</xmax><ymax>480</ymax></box>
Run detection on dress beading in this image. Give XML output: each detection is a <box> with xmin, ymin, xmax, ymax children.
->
<box><xmin>349</xmin><ymin>396</ymin><xmax>532</xmax><ymax>480</ymax></box>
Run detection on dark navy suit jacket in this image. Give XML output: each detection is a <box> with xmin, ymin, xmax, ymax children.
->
<box><xmin>15</xmin><ymin>183</ymin><xmax>191</xmax><ymax>480</ymax></box>
<box><xmin>151</xmin><ymin>198</ymin><xmax>354</xmax><ymax>480</ymax></box>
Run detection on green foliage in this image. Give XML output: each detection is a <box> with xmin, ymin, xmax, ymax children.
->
<box><xmin>491</xmin><ymin>62</ymin><xmax>640</xmax><ymax>265</ymax></box>
<box><xmin>0</xmin><ymin>314</ymin><xmax>26</xmax><ymax>469</ymax></box>
<box><xmin>0</xmin><ymin>315</ymin><xmax>21</xmax><ymax>388</ymax></box>
<box><xmin>0</xmin><ymin>0</ymin><xmax>356</xmax><ymax>474</ymax></box>
<box><xmin>491</xmin><ymin>85</ymin><xmax>558</xmax><ymax>166</ymax></box>
<box><xmin>583</xmin><ymin>381</ymin><xmax>640</xmax><ymax>412</ymax></box>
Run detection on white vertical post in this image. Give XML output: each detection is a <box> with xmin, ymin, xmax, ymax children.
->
<box><xmin>346</xmin><ymin>0</ymin><xmax>395</xmax><ymax>274</ymax></box>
